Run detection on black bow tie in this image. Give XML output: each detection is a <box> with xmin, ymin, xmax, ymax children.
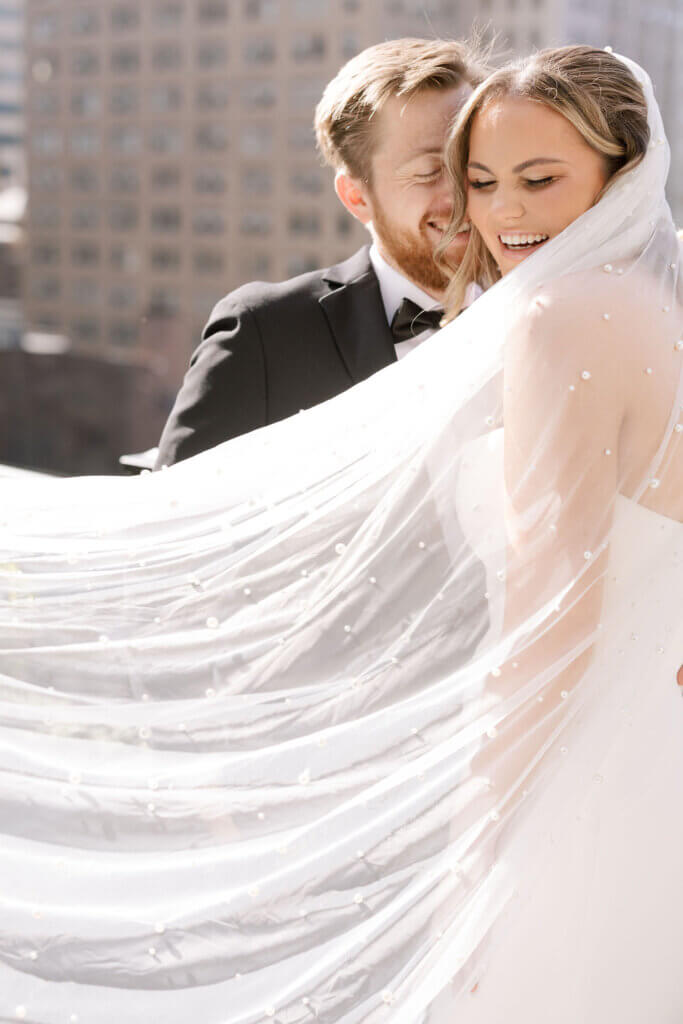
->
<box><xmin>390</xmin><ymin>298</ymin><xmax>444</xmax><ymax>342</ymax></box>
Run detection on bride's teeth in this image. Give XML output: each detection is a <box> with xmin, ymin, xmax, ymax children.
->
<box><xmin>500</xmin><ymin>232</ymin><xmax>549</xmax><ymax>246</ymax></box>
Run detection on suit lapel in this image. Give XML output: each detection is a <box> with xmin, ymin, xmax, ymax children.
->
<box><xmin>319</xmin><ymin>247</ymin><xmax>397</xmax><ymax>384</ymax></box>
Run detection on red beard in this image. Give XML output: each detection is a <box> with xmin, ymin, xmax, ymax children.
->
<box><xmin>370</xmin><ymin>197</ymin><xmax>452</xmax><ymax>295</ymax></box>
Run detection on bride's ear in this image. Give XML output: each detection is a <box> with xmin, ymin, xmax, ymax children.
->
<box><xmin>335</xmin><ymin>172</ymin><xmax>373</xmax><ymax>226</ymax></box>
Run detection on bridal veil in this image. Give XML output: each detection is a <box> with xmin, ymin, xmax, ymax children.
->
<box><xmin>0</xmin><ymin>55</ymin><xmax>681</xmax><ymax>1022</ymax></box>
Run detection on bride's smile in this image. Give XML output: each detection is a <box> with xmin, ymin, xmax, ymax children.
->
<box><xmin>465</xmin><ymin>95</ymin><xmax>610</xmax><ymax>275</ymax></box>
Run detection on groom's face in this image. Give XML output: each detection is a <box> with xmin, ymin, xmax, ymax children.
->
<box><xmin>366</xmin><ymin>85</ymin><xmax>473</xmax><ymax>298</ymax></box>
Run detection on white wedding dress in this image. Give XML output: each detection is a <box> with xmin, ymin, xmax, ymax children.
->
<box><xmin>438</xmin><ymin>431</ymin><xmax>683</xmax><ymax>1022</ymax></box>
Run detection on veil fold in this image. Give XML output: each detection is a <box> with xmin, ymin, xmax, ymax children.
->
<box><xmin>0</xmin><ymin>56</ymin><xmax>682</xmax><ymax>1022</ymax></box>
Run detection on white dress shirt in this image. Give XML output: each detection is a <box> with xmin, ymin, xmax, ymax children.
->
<box><xmin>369</xmin><ymin>244</ymin><xmax>482</xmax><ymax>361</ymax></box>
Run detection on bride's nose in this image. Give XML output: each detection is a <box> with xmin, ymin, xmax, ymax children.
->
<box><xmin>490</xmin><ymin>187</ymin><xmax>525</xmax><ymax>220</ymax></box>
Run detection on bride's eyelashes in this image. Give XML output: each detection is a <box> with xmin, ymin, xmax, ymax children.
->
<box><xmin>525</xmin><ymin>175</ymin><xmax>557</xmax><ymax>188</ymax></box>
<box><xmin>467</xmin><ymin>176</ymin><xmax>558</xmax><ymax>190</ymax></box>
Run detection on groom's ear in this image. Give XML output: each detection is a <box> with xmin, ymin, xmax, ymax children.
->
<box><xmin>335</xmin><ymin>171</ymin><xmax>373</xmax><ymax>227</ymax></box>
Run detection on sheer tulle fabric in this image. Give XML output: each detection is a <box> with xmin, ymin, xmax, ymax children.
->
<box><xmin>1</xmin><ymin>58</ymin><xmax>682</xmax><ymax>1022</ymax></box>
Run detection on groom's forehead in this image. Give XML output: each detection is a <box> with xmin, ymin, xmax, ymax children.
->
<box><xmin>374</xmin><ymin>83</ymin><xmax>472</xmax><ymax>161</ymax></box>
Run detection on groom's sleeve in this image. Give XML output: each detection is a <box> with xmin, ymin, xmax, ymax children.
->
<box><xmin>154</xmin><ymin>290</ymin><xmax>268</xmax><ymax>469</ymax></box>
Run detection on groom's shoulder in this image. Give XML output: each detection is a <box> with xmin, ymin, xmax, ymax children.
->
<box><xmin>206</xmin><ymin>245</ymin><xmax>374</xmax><ymax>330</ymax></box>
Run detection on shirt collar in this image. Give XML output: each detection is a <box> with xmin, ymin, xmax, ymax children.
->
<box><xmin>369</xmin><ymin>243</ymin><xmax>443</xmax><ymax>327</ymax></box>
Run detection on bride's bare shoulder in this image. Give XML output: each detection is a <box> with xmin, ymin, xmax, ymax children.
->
<box><xmin>508</xmin><ymin>264</ymin><xmax>660</xmax><ymax>369</ymax></box>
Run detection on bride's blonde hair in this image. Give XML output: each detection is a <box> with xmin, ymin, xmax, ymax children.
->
<box><xmin>439</xmin><ymin>45</ymin><xmax>650</xmax><ymax>320</ymax></box>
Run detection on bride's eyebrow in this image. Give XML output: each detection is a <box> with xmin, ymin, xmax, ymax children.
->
<box><xmin>468</xmin><ymin>158</ymin><xmax>569</xmax><ymax>174</ymax></box>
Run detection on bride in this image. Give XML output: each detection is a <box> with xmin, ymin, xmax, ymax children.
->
<box><xmin>1</xmin><ymin>46</ymin><xmax>681</xmax><ymax>1023</ymax></box>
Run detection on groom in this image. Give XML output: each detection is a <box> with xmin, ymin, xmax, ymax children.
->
<box><xmin>154</xmin><ymin>38</ymin><xmax>486</xmax><ymax>469</ymax></box>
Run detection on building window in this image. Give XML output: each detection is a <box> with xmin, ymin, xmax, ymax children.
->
<box><xmin>243</xmin><ymin>36</ymin><xmax>276</xmax><ymax>64</ymax></box>
<box><xmin>195</xmin><ymin>123</ymin><xmax>228</xmax><ymax>152</ymax></box>
<box><xmin>196</xmin><ymin>39</ymin><xmax>228</xmax><ymax>68</ymax></box>
<box><xmin>109</xmin><ymin>203</ymin><xmax>139</xmax><ymax>231</ymax></box>
<box><xmin>152</xmin><ymin>2</ymin><xmax>186</xmax><ymax>28</ymax></box>
<box><xmin>31</xmin><ymin>166</ymin><xmax>63</xmax><ymax>191</ymax></box>
<box><xmin>287</xmin><ymin>254</ymin><xmax>319</xmax><ymax>276</ymax></box>
<box><xmin>31</xmin><ymin>12</ymin><xmax>60</xmax><ymax>43</ymax></box>
<box><xmin>336</xmin><ymin>212</ymin><xmax>352</xmax><ymax>237</ymax></box>
<box><xmin>291</xmin><ymin>33</ymin><xmax>325</xmax><ymax>60</ymax></box>
<box><xmin>70</xmin><ymin>126</ymin><xmax>100</xmax><ymax>156</ymax></box>
<box><xmin>111</xmin><ymin>45</ymin><xmax>140</xmax><ymax>72</ymax></box>
<box><xmin>289</xmin><ymin>168</ymin><xmax>323</xmax><ymax>195</ymax></box>
<box><xmin>71</xmin><ymin>8</ymin><xmax>100</xmax><ymax>35</ymax></box>
<box><xmin>294</xmin><ymin>0</ymin><xmax>329</xmax><ymax>14</ymax></box>
<box><xmin>72</xmin><ymin>49</ymin><xmax>100</xmax><ymax>75</ymax></box>
<box><xmin>194</xmin><ymin>249</ymin><xmax>225</xmax><ymax>273</ymax></box>
<box><xmin>109</xmin><ymin>244</ymin><xmax>140</xmax><ymax>272</ymax></box>
<box><xmin>198</xmin><ymin>1</ymin><xmax>228</xmax><ymax>21</ymax></box>
<box><xmin>243</xmin><ymin>0</ymin><xmax>278</xmax><ymax>20</ymax></box>
<box><xmin>32</xmin><ymin>127</ymin><xmax>62</xmax><ymax>155</ymax></box>
<box><xmin>240</xmin><ymin>210</ymin><xmax>272</xmax><ymax>236</ymax></box>
<box><xmin>71</xmin><ymin>204</ymin><xmax>100</xmax><ymax>231</ymax></box>
<box><xmin>150</xmin><ymin>247</ymin><xmax>181</xmax><ymax>271</ymax></box>
<box><xmin>148</xmin><ymin>287</ymin><xmax>180</xmax><ymax>315</ymax></box>
<box><xmin>110</xmin><ymin>124</ymin><xmax>141</xmax><ymax>155</ymax></box>
<box><xmin>241</xmin><ymin>80</ymin><xmax>276</xmax><ymax>110</ymax></box>
<box><xmin>111</xmin><ymin>5</ymin><xmax>140</xmax><ymax>31</ymax></box>
<box><xmin>110</xmin><ymin>165</ymin><xmax>140</xmax><ymax>193</ymax></box>
<box><xmin>71</xmin><ymin>87</ymin><xmax>101</xmax><ymax>117</ymax></box>
<box><xmin>109</xmin><ymin>283</ymin><xmax>138</xmax><ymax>309</ymax></box>
<box><xmin>193</xmin><ymin>208</ymin><xmax>226</xmax><ymax>235</ymax></box>
<box><xmin>109</xmin><ymin>321</ymin><xmax>138</xmax><ymax>346</ymax></box>
<box><xmin>72</xmin><ymin>278</ymin><xmax>100</xmax><ymax>308</ymax></box>
<box><xmin>31</xmin><ymin>276</ymin><xmax>61</xmax><ymax>301</ymax></box>
<box><xmin>151</xmin><ymin>206</ymin><xmax>182</xmax><ymax>232</ymax></box>
<box><xmin>241</xmin><ymin>166</ymin><xmax>272</xmax><ymax>196</ymax></box>
<box><xmin>341</xmin><ymin>30</ymin><xmax>360</xmax><ymax>60</ymax></box>
<box><xmin>110</xmin><ymin>84</ymin><xmax>139</xmax><ymax>115</ymax></box>
<box><xmin>32</xmin><ymin>91</ymin><xmax>60</xmax><ymax>116</ymax></box>
<box><xmin>196</xmin><ymin>81</ymin><xmax>230</xmax><ymax>111</ymax></box>
<box><xmin>148</xmin><ymin>124</ymin><xmax>183</xmax><ymax>155</ymax></box>
<box><xmin>70</xmin><ymin>164</ymin><xmax>99</xmax><ymax>192</ymax></box>
<box><xmin>194</xmin><ymin>168</ymin><xmax>227</xmax><ymax>194</ymax></box>
<box><xmin>240</xmin><ymin>124</ymin><xmax>273</xmax><ymax>157</ymax></box>
<box><xmin>32</xmin><ymin>241</ymin><xmax>60</xmax><ymax>266</ymax></box>
<box><xmin>71</xmin><ymin>319</ymin><xmax>100</xmax><ymax>344</ymax></box>
<box><xmin>71</xmin><ymin>241</ymin><xmax>100</xmax><ymax>267</ymax></box>
<box><xmin>288</xmin><ymin>121</ymin><xmax>315</xmax><ymax>153</ymax></box>
<box><xmin>152</xmin><ymin>42</ymin><xmax>183</xmax><ymax>70</ymax></box>
<box><xmin>148</xmin><ymin>84</ymin><xmax>183</xmax><ymax>114</ymax></box>
<box><xmin>31</xmin><ymin>203</ymin><xmax>60</xmax><ymax>229</ymax></box>
<box><xmin>151</xmin><ymin>165</ymin><xmax>182</xmax><ymax>189</ymax></box>
<box><xmin>31</xmin><ymin>55</ymin><xmax>59</xmax><ymax>84</ymax></box>
<box><xmin>289</xmin><ymin>77</ymin><xmax>326</xmax><ymax>112</ymax></box>
<box><xmin>289</xmin><ymin>210</ymin><xmax>320</xmax><ymax>236</ymax></box>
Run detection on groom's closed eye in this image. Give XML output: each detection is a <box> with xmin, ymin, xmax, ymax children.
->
<box><xmin>413</xmin><ymin>168</ymin><xmax>443</xmax><ymax>182</ymax></box>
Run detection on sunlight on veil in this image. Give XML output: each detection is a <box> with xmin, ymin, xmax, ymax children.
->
<box><xmin>0</xmin><ymin>55</ymin><xmax>682</xmax><ymax>1023</ymax></box>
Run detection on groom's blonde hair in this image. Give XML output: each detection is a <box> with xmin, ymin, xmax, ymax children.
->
<box><xmin>439</xmin><ymin>45</ymin><xmax>650</xmax><ymax>318</ymax></box>
<box><xmin>315</xmin><ymin>37</ymin><xmax>488</xmax><ymax>184</ymax></box>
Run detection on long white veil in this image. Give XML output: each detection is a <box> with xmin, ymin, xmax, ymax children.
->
<box><xmin>0</xmin><ymin>56</ymin><xmax>681</xmax><ymax>1022</ymax></box>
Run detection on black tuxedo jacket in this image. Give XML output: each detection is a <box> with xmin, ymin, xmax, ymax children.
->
<box><xmin>155</xmin><ymin>246</ymin><xmax>396</xmax><ymax>468</ymax></box>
